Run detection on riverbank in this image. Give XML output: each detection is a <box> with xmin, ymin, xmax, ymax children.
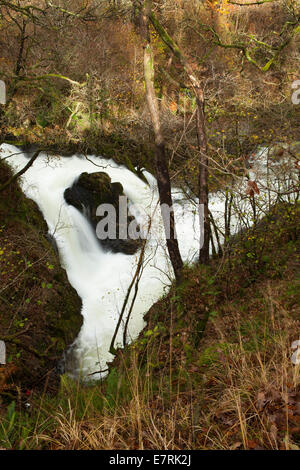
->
<box><xmin>0</xmin><ymin>201</ymin><xmax>299</xmax><ymax>450</ymax></box>
<box><xmin>0</xmin><ymin>159</ymin><xmax>82</xmax><ymax>395</ymax></box>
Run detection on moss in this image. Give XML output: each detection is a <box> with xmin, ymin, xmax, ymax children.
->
<box><xmin>0</xmin><ymin>161</ymin><xmax>82</xmax><ymax>393</ymax></box>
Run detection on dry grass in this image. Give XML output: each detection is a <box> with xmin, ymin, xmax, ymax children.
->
<box><xmin>2</xmin><ymin>276</ymin><xmax>296</xmax><ymax>450</ymax></box>
<box><xmin>0</xmin><ymin>199</ymin><xmax>299</xmax><ymax>450</ymax></box>
<box><xmin>195</xmin><ymin>281</ymin><xmax>300</xmax><ymax>450</ymax></box>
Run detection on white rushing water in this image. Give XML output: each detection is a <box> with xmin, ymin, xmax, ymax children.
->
<box><xmin>0</xmin><ymin>144</ymin><xmax>202</xmax><ymax>380</ymax></box>
<box><xmin>0</xmin><ymin>143</ymin><xmax>297</xmax><ymax>380</ymax></box>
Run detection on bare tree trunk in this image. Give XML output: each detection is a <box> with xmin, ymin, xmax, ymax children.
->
<box><xmin>195</xmin><ymin>90</ymin><xmax>209</xmax><ymax>264</ymax></box>
<box><xmin>142</xmin><ymin>2</ymin><xmax>183</xmax><ymax>282</ymax></box>
<box><xmin>15</xmin><ymin>19</ymin><xmax>27</xmax><ymax>77</ymax></box>
<box><xmin>148</xmin><ymin>11</ymin><xmax>210</xmax><ymax>264</ymax></box>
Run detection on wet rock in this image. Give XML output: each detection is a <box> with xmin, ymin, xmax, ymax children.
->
<box><xmin>64</xmin><ymin>172</ymin><xmax>141</xmax><ymax>255</ymax></box>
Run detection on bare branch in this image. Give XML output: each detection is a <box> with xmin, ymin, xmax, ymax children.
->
<box><xmin>0</xmin><ymin>149</ymin><xmax>41</xmax><ymax>192</ymax></box>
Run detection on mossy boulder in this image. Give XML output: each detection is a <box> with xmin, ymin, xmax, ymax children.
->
<box><xmin>64</xmin><ymin>172</ymin><xmax>141</xmax><ymax>255</ymax></box>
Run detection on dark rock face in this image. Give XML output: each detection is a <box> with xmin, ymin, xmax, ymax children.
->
<box><xmin>0</xmin><ymin>160</ymin><xmax>82</xmax><ymax>393</ymax></box>
<box><xmin>64</xmin><ymin>172</ymin><xmax>141</xmax><ymax>255</ymax></box>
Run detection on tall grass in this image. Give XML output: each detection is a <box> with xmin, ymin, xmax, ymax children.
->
<box><xmin>1</xmin><ymin>277</ymin><xmax>299</xmax><ymax>450</ymax></box>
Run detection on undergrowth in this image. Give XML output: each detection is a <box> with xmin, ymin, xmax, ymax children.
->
<box><xmin>0</xmin><ymin>202</ymin><xmax>299</xmax><ymax>450</ymax></box>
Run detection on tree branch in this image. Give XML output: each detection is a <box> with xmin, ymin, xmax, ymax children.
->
<box><xmin>0</xmin><ymin>149</ymin><xmax>41</xmax><ymax>192</ymax></box>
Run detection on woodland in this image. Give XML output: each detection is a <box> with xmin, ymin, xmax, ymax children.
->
<box><xmin>0</xmin><ymin>0</ymin><xmax>299</xmax><ymax>451</ymax></box>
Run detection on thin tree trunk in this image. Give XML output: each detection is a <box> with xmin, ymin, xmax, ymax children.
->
<box><xmin>195</xmin><ymin>90</ymin><xmax>209</xmax><ymax>264</ymax></box>
<box><xmin>148</xmin><ymin>12</ymin><xmax>210</xmax><ymax>264</ymax></box>
<box><xmin>142</xmin><ymin>2</ymin><xmax>183</xmax><ymax>282</ymax></box>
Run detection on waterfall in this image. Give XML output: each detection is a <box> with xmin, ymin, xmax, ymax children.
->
<box><xmin>0</xmin><ymin>144</ymin><xmax>201</xmax><ymax>380</ymax></box>
<box><xmin>1</xmin><ymin>143</ymin><xmax>297</xmax><ymax>380</ymax></box>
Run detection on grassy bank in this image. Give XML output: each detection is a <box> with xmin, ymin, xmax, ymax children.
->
<box><xmin>0</xmin><ymin>202</ymin><xmax>299</xmax><ymax>450</ymax></box>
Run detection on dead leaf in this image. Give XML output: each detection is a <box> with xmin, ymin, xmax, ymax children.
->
<box><xmin>230</xmin><ymin>442</ymin><xmax>242</xmax><ymax>450</ymax></box>
<box><xmin>246</xmin><ymin>180</ymin><xmax>260</xmax><ymax>196</ymax></box>
<box><xmin>256</xmin><ymin>391</ymin><xmax>267</xmax><ymax>411</ymax></box>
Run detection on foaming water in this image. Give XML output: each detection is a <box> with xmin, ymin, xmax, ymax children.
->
<box><xmin>1</xmin><ymin>144</ymin><xmax>297</xmax><ymax>380</ymax></box>
<box><xmin>0</xmin><ymin>144</ymin><xmax>201</xmax><ymax>379</ymax></box>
